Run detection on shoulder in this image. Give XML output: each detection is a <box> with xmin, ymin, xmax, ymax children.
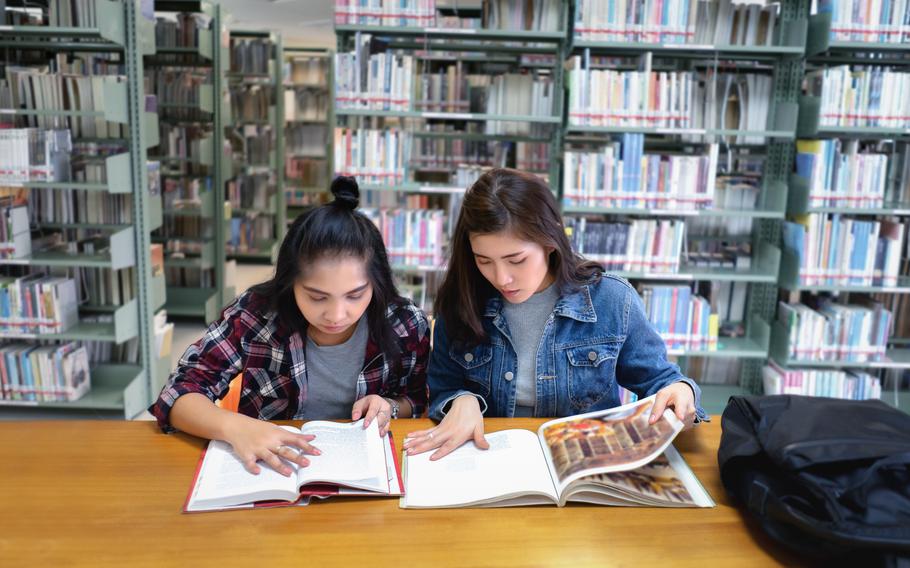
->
<box><xmin>586</xmin><ymin>273</ymin><xmax>635</xmax><ymax>300</ymax></box>
<box><xmin>385</xmin><ymin>298</ymin><xmax>430</xmax><ymax>340</ymax></box>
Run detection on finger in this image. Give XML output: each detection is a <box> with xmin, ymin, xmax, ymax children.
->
<box><xmin>649</xmin><ymin>391</ymin><xmax>670</xmax><ymax>424</ymax></box>
<box><xmin>363</xmin><ymin>397</ymin><xmax>384</xmax><ymax>428</ymax></box>
<box><xmin>430</xmin><ymin>437</ymin><xmax>465</xmax><ymax>461</ymax></box>
<box><xmin>674</xmin><ymin>400</ymin><xmax>688</xmax><ymax>423</ymax></box>
<box><xmin>286</xmin><ymin>433</ymin><xmax>322</xmax><ymax>455</ymax></box>
<box><xmin>403</xmin><ymin>428</ymin><xmax>435</xmax><ymax>447</ymax></box>
<box><xmin>259</xmin><ymin>450</ymin><xmax>293</xmax><ymax>477</ymax></box>
<box><xmin>241</xmin><ymin>454</ymin><xmax>261</xmax><ymax>475</ymax></box>
<box><xmin>351</xmin><ymin>397</ymin><xmax>368</xmax><ymax>421</ymax></box>
<box><xmin>277</xmin><ymin>446</ymin><xmax>311</xmax><ymax>468</ymax></box>
<box><xmin>406</xmin><ymin>430</ymin><xmax>447</xmax><ymax>455</ymax></box>
<box><xmin>379</xmin><ymin>421</ymin><xmax>390</xmax><ymax>437</ymax></box>
<box><xmin>473</xmin><ymin>426</ymin><xmax>490</xmax><ymax>450</ymax></box>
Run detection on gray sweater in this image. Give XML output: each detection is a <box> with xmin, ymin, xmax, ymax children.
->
<box><xmin>502</xmin><ymin>282</ymin><xmax>560</xmax><ymax>410</ymax></box>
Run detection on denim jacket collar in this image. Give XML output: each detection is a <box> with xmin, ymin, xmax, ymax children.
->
<box><xmin>482</xmin><ymin>283</ymin><xmax>597</xmax><ymax>322</ymax></box>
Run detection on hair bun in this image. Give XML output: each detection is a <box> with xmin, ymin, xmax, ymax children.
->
<box><xmin>330</xmin><ymin>176</ymin><xmax>360</xmax><ymax>210</ymax></box>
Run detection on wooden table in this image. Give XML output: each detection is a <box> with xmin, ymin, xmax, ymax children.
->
<box><xmin>0</xmin><ymin>418</ymin><xmax>802</xmax><ymax>567</ymax></box>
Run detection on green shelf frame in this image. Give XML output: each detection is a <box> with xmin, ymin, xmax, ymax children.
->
<box><xmin>778</xmin><ymin>248</ymin><xmax>910</xmax><ymax>293</ymax></box>
<box><xmin>787</xmin><ymin>173</ymin><xmax>910</xmax><ymax>216</ymax></box>
<box><xmin>771</xmin><ymin>321</ymin><xmax>910</xmax><ymax>370</ymax></box>
<box><xmin>165</xmin><ymin>286</ymin><xmax>220</xmax><ymax>322</ymax></box>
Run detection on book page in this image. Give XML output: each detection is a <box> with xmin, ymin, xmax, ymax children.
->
<box><xmin>565</xmin><ymin>446</ymin><xmax>714</xmax><ymax>508</ymax></box>
<box><xmin>186</xmin><ymin>435</ymin><xmax>300</xmax><ymax>512</ymax></box>
<box><xmin>401</xmin><ymin>429</ymin><xmax>558</xmax><ymax>508</ymax></box>
<box><xmin>537</xmin><ymin>395</ymin><xmax>684</xmax><ymax>493</ymax></box>
<box><xmin>296</xmin><ymin>419</ymin><xmax>388</xmax><ymax>492</ymax></box>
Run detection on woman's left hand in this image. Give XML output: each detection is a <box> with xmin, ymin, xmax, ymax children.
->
<box><xmin>352</xmin><ymin>395</ymin><xmax>392</xmax><ymax>436</ymax></box>
<box><xmin>649</xmin><ymin>382</ymin><xmax>697</xmax><ymax>430</ymax></box>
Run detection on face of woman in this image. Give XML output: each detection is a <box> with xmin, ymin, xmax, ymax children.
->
<box><xmin>469</xmin><ymin>230</ymin><xmax>553</xmax><ymax>304</ymax></box>
<box><xmin>294</xmin><ymin>255</ymin><xmax>373</xmax><ymax>346</ymax></box>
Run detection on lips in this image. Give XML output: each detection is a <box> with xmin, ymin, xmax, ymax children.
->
<box><xmin>501</xmin><ymin>289</ymin><xmax>520</xmax><ymax>297</ymax></box>
<box><xmin>323</xmin><ymin>324</ymin><xmax>347</xmax><ymax>333</ymax></box>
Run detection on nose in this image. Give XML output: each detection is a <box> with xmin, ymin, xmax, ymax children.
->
<box><xmin>325</xmin><ymin>301</ymin><xmax>346</xmax><ymax>323</ymax></box>
<box><xmin>494</xmin><ymin>264</ymin><xmax>512</xmax><ymax>288</ymax></box>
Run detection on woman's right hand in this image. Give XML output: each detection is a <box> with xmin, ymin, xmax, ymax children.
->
<box><xmin>403</xmin><ymin>395</ymin><xmax>489</xmax><ymax>460</ymax></box>
<box><xmin>222</xmin><ymin>414</ymin><xmax>321</xmax><ymax>476</ymax></box>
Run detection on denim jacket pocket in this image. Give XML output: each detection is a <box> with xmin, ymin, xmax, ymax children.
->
<box><xmin>565</xmin><ymin>341</ymin><xmax>621</xmax><ymax>408</ymax></box>
<box><xmin>449</xmin><ymin>344</ymin><xmax>494</xmax><ymax>397</ymax></box>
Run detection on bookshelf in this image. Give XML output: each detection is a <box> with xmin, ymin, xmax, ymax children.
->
<box><xmin>283</xmin><ymin>47</ymin><xmax>334</xmax><ymax>223</ymax></box>
<box><xmin>225</xmin><ymin>30</ymin><xmax>285</xmax><ymax>263</ymax></box>
<box><xmin>776</xmin><ymin>6</ymin><xmax>910</xmax><ymax>412</ymax></box>
<box><xmin>146</xmin><ymin>0</ymin><xmax>231</xmax><ymax>323</ymax></box>
<box><xmin>0</xmin><ymin>0</ymin><xmax>163</xmax><ymax>417</ymax></box>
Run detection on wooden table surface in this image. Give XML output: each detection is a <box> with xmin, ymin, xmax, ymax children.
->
<box><xmin>0</xmin><ymin>418</ymin><xmax>802</xmax><ymax>567</ymax></box>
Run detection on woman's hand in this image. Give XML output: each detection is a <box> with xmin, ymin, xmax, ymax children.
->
<box><xmin>222</xmin><ymin>414</ymin><xmax>321</xmax><ymax>476</ymax></box>
<box><xmin>352</xmin><ymin>395</ymin><xmax>393</xmax><ymax>436</ymax></box>
<box><xmin>649</xmin><ymin>382</ymin><xmax>697</xmax><ymax>430</ymax></box>
<box><xmin>403</xmin><ymin>395</ymin><xmax>489</xmax><ymax>460</ymax></box>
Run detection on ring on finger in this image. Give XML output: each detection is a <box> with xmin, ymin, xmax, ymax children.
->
<box><xmin>428</xmin><ymin>431</ymin><xmax>434</xmax><ymax>439</ymax></box>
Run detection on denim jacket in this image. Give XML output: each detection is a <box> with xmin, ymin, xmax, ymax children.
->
<box><xmin>428</xmin><ymin>274</ymin><xmax>709</xmax><ymax>422</ymax></box>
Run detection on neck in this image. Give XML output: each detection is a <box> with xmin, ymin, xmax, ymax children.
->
<box><xmin>535</xmin><ymin>272</ymin><xmax>555</xmax><ymax>293</ymax></box>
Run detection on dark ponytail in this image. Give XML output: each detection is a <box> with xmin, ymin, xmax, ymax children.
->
<box><xmin>250</xmin><ymin>176</ymin><xmax>402</xmax><ymax>358</ymax></box>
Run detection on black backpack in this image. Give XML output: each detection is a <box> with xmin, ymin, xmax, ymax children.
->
<box><xmin>718</xmin><ymin>395</ymin><xmax>910</xmax><ymax>564</ymax></box>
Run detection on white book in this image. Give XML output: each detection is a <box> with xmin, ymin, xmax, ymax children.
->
<box><xmin>185</xmin><ymin>419</ymin><xmax>404</xmax><ymax>512</ymax></box>
<box><xmin>401</xmin><ymin>396</ymin><xmax>714</xmax><ymax>509</ymax></box>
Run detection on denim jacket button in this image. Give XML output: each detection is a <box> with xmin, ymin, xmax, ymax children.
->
<box><xmin>588</xmin><ymin>351</ymin><xmax>597</xmax><ymax>361</ymax></box>
<box><xmin>504</xmin><ymin>371</ymin><xmax>514</xmax><ymax>381</ymax></box>
<box><xmin>464</xmin><ymin>353</ymin><xmax>474</xmax><ymax>363</ymax></box>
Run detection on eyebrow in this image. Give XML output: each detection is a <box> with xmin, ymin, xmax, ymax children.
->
<box><xmin>474</xmin><ymin>251</ymin><xmax>525</xmax><ymax>260</ymax></box>
<box><xmin>302</xmin><ymin>283</ymin><xmax>369</xmax><ymax>296</ymax></box>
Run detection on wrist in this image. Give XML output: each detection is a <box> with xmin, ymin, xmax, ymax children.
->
<box><xmin>383</xmin><ymin>396</ymin><xmax>401</xmax><ymax>419</ymax></box>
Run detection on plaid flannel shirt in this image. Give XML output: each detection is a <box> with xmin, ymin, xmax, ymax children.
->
<box><xmin>150</xmin><ymin>291</ymin><xmax>429</xmax><ymax>432</ymax></box>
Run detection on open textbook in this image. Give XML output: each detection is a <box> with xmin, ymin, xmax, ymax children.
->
<box><xmin>401</xmin><ymin>396</ymin><xmax>714</xmax><ymax>508</ymax></box>
<box><xmin>184</xmin><ymin>419</ymin><xmax>403</xmax><ymax>512</ymax></box>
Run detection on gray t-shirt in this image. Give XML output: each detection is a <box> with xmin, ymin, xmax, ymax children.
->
<box><xmin>502</xmin><ymin>282</ymin><xmax>560</xmax><ymax>409</ymax></box>
<box><xmin>299</xmin><ymin>316</ymin><xmax>368</xmax><ymax>420</ymax></box>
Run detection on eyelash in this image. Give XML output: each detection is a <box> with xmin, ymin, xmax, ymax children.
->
<box><xmin>509</xmin><ymin>259</ymin><xmax>526</xmax><ymax>265</ymax></box>
<box><xmin>309</xmin><ymin>294</ymin><xmax>364</xmax><ymax>303</ymax></box>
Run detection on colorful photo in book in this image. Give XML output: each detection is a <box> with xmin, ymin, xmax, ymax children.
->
<box><xmin>589</xmin><ymin>453</ymin><xmax>698</xmax><ymax>506</ymax></box>
<box><xmin>543</xmin><ymin>400</ymin><xmax>676</xmax><ymax>483</ymax></box>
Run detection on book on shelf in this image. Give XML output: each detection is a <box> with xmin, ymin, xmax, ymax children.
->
<box><xmin>0</xmin><ymin>273</ymin><xmax>78</xmax><ymax>335</ymax></box>
<box><xmin>0</xmin><ymin>205</ymin><xmax>31</xmax><ymax>259</ymax></box>
<box><xmin>483</xmin><ymin>0</ymin><xmax>561</xmax><ymax>32</ymax></box>
<box><xmin>401</xmin><ymin>395</ymin><xmax>714</xmax><ymax>508</ymax></box>
<box><xmin>763</xmin><ymin>361</ymin><xmax>882</xmax><ymax>401</ymax></box>
<box><xmin>783</xmin><ymin>215</ymin><xmax>905</xmax><ymax>287</ymax></box>
<box><xmin>2</xmin><ymin>0</ymin><xmax>102</xmax><ymax>28</ymax></box>
<box><xmin>156</xmin><ymin>124</ymin><xmax>212</xmax><ymax>164</ymax></box>
<box><xmin>185</xmin><ymin>419</ymin><xmax>404</xmax><ymax>512</ymax></box>
<box><xmin>574</xmin><ymin>0</ymin><xmax>778</xmax><ymax>45</ymax></box>
<box><xmin>227</xmin><ymin>215</ymin><xmax>272</xmax><ymax>255</ymax></box>
<box><xmin>154</xmin><ymin>12</ymin><xmax>213</xmax><ymax>49</ymax></box>
<box><xmin>285</xmin><ymin>56</ymin><xmax>329</xmax><ymax>87</ymax></box>
<box><xmin>807</xmin><ymin>66</ymin><xmax>910</xmax><ymax>129</ymax></box>
<box><xmin>362</xmin><ymin>208</ymin><xmax>446</xmax><ymax>268</ymax></box>
<box><xmin>0</xmin><ymin>128</ymin><xmax>71</xmax><ymax>183</ymax></box>
<box><xmin>226</xmin><ymin>173</ymin><xmax>273</xmax><ymax>211</ymax></box>
<box><xmin>483</xmin><ymin>72</ymin><xmax>555</xmax><ymax>135</ymax></box>
<box><xmin>286</xmin><ymin>124</ymin><xmax>327</xmax><ymax>157</ymax></box>
<box><xmin>334</xmin><ymin>0</ymin><xmax>437</xmax><ymax>27</ymax></box>
<box><xmin>796</xmin><ymin>139</ymin><xmax>890</xmax><ymax>209</ymax></box>
<box><xmin>284</xmin><ymin>89</ymin><xmax>328</xmax><ymax>122</ymax></box>
<box><xmin>230</xmin><ymin>38</ymin><xmax>272</xmax><ymax>76</ymax></box>
<box><xmin>778</xmin><ymin>299</ymin><xmax>892</xmax><ymax>362</ymax></box>
<box><xmin>640</xmin><ymin>284</ymin><xmax>718</xmax><ymax>352</ymax></box>
<box><xmin>230</xmin><ymin>84</ymin><xmax>272</xmax><ymax>122</ymax></box>
<box><xmin>565</xmin><ymin>217</ymin><xmax>686</xmax><ymax>273</ymax></box>
<box><xmin>334</xmin><ymin>128</ymin><xmax>411</xmax><ymax>185</ymax></box>
<box><xmin>815</xmin><ymin>0</ymin><xmax>910</xmax><ymax>44</ymax></box>
<box><xmin>563</xmin><ymin>134</ymin><xmax>718</xmax><ymax>210</ymax></box>
<box><xmin>335</xmin><ymin>34</ymin><xmax>414</xmax><ymax>111</ymax></box>
<box><xmin>153</xmin><ymin>310</ymin><xmax>174</xmax><ymax>359</ymax></box>
<box><xmin>0</xmin><ymin>341</ymin><xmax>90</xmax><ymax>403</ymax></box>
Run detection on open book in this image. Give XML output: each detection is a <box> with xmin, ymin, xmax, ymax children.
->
<box><xmin>184</xmin><ymin>419</ymin><xmax>403</xmax><ymax>512</ymax></box>
<box><xmin>401</xmin><ymin>395</ymin><xmax>714</xmax><ymax>508</ymax></box>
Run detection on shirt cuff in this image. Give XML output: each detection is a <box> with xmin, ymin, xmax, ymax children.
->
<box><xmin>437</xmin><ymin>390</ymin><xmax>488</xmax><ymax>420</ymax></box>
<box><xmin>674</xmin><ymin>377</ymin><xmax>711</xmax><ymax>423</ymax></box>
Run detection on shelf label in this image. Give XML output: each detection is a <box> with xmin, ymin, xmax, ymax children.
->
<box><xmin>424</xmin><ymin>28</ymin><xmax>476</xmax><ymax>34</ymax></box>
<box><xmin>421</xmin><ymin>112</ymin><xmax>473</xmax><ymax>120</ymax></box>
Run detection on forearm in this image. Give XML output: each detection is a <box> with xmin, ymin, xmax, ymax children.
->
<box><xmin>169</xmin><ymin>393</ymin><xmax>250</xmax><ymax>442</ymax></box>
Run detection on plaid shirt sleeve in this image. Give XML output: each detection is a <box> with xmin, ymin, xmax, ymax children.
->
<box><xmin>149</xmin><ymin>295</ymin><xmax>258</xmax><ymax>432</ymax></box>
<box><xmin>392</xmin><ymin>303</ymin><xmax>430</xmax><ymax>417</ymax></box>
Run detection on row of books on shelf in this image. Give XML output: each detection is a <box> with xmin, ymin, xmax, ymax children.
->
<box><xmin>230</xmin><ymin>38</ymin><xmax>272</xmax><ymax>76</ymax></box>
<box><xmin>0</xmin><ymin>128</ymin><xmax>71</xmax><ymax>183</ymax></box>
<box><xmin>147</xmin><ymin>69</ymin><xmax>211</xmax><ymax>109</ymax></box>
<box><xmin>334</xmin><ymin>0</ymin><xmax>437</xmax><ymax>26</ymax></box>
<box><xmin>287</xmin><ymin>124</ymin><xmax>327</xmax><ymax>157</ymax></box>
<box><xmin>362</xmin><ymin>208</ymin><xmax>446</xmax><ymax>268</ymax></box>
<box><xmin>162</xmin><ymin>177</ymin><xmax>211</xmax><ymax>211</ymax></box>
<box><xmin>157</xmin><ymin>124</ymin><xmax>211</xmax><ymax>164</ymax></box>
<box><xmin>0</xmin><ymin>273</ymin><xmax>77</xmax><ymax>334</ymax></box>
<box><xmin>232</xmin><ymin>126</ymin><xmax>273</xmax><ymax>166</ymax></box>
<box><xmin>227</xmin><ymin>175</ymin><xmax>273</xmax><ymax>212</ymax></box>
<box><xmin>0</xmin><ymin>341</ymin><xmax>90</xmax><ymax>403</ymax></box>
<box><xmin>335</xmin><ymin>128</ymin><xmax>410</xmax><ymax>185</ymax></box>
<box><xmin>227</xmin><ymin>216</ymin><xmax>272</xmax><ymax>255</ymax></box>
<box><xmin>640</xmin><ymin>284</ymin><xmax>719</xmax><ymax>352</ymax></box>
<box><xmin>154</xmin><ymin>13</ymin><xmax>212</xmax><ymax>49</ymax></box>
<box><xmin>333</xmin><ymin>0</ymin><xmax>560</xmax><ymax>31</ymax></box>
<box><xmin>285</xmin><ymin>57</ymin><xmax>329</xmax><ymax>87</ymax></box>
<box><xmin>783</xmin><ymin>215</ymin><xmax>905</xmax><ymax>286</ymax></box>
<box><xmin>563</xmin><ymin>135</ymin><xmax>718</xmax><ymax>209</ymax></box>
<box><xmin>574</xmin><ymin>0</ymin><xmax>778</xmax><ymax>45</ymax></box>
<box><xmin>564</xmin><ymin>217</ymin><xmax>686</xmax><ymax>272</ymax></box>
<box><xmin>816</xmin><ymin>0</ymin><xmax>910</xmax><ymax>43</ymax></box>
<box><xmin>763</xmin><ymin>362</ymin><xmax>882</xmax><ymax>401</ymax></box>
<box><xmin>810</xmin><ymin>66</ymin><xmax>910</xmax><ymax>129</ymax></box>
<box><xmin>779</xmin><ymin>299</ymin><xmax>893</xmax><ymax>362</ymax></box>
<box><xmin>794</xmin><ymin>139</ymin><xmax>906</xmax><ymax>209</ymax></box>
<box><xmin>158</xmin><ymin>216</ymin><xmax>213</xmax><ymax>242</ymax></box>
<box><xmin>286</xmin><ymin>157</ymin><xmax>328</xmax><ymax>189</ymax></box>
<box><xmin>3</xmin><ymin>69</ymin><xmax>127</xmax><ymax>137</ymax></box>
<box><xmin>335</xmin><ymin>41</ymin><xmax>414</xmax><ymax>111</ymax></box>
<box><xmin>80</xmin><ymin>265</ymin><xmax>141</xmax><ymax>308</ymax></box>
<box><xmin>284</xmin><ymin>90</ymin><xmax>329</xmax><ymax>122</ymax></box>
<box><xmin>31</xmin><ymin>188</ymin><xmax>136</xmax><ymax>226</ymax></box>
<box><xmin>231</xmin><ymin>86</ymin><xmax>272</xmax><ymax>122</ymax></box>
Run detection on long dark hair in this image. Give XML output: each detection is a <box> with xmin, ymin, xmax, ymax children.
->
<box><xmin>250</xmin><ymin>176</ymin><xmax>402</xmax><ymax>358</ymax></box>
<box><xmin>435</xmin><ymin>168</ymin><xmax>603</xmax><ymax>344</ymax></box>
